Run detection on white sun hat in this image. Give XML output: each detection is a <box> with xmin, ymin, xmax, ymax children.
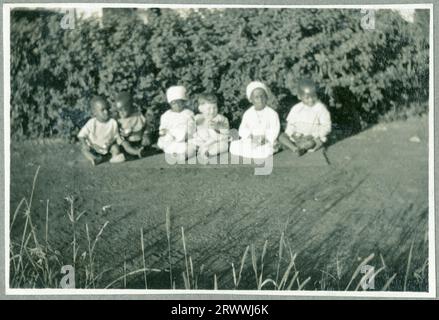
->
<box><xmin>246</xmin><ymin>81</ymin><xmax>269</xmax><ymax>101</ymax></box>
<box><xmin>166</xmin><ymin>86</ymin><xmax>187</xmax><ymax>103</ymax></box>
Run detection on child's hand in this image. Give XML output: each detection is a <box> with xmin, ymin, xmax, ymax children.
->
<box><xmin>137</xmin><ymin>147</ymin><xmax>145</xmax><ymax>158</ymax></box>
<box><xmin>308</xmin><ymin>137</ymin><xmax>323</xmax><ymax>152</ymax></box>
<box><xmin>79</xmin><ymin>138</ymin><xmax>90</xmax><ymax>151</ymax></box>
<box><xmin>252</xmin><ymin>135</ymin><xmax>266</xmax><ymax>145</ymax></box>
<box><xmin>141</xmin><ymin>135</ymin><xmax>151</xmax><ymax>147</ymax></box>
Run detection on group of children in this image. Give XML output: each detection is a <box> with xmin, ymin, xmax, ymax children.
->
<box><xmin>78</xmin><ymin>79</ymin><xmax>332</xmax><ymax>165</ymax></box>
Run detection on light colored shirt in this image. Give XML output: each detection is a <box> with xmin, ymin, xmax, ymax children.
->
<box><xmin>159</xmin><ymin>109</ymin><xmax>195</xmax><ymax>142</ymax></box>
<box><xmin>238</xmin><ymin>106</ymin><xmax>280</xmax><ymax>144</ymax></box>
<box><xmin>118</xmin><ymin>113</ymin><xmax>147</xmax><ymax>142</ymax></box>
<box><xmin>194</xmin><ymin>113</ymin><xmax>229</xmax><ymax>143</ymax></box>
<box><xmin>285</xmin><ymin>101</ymin><xmax>331</xmax><ymax>142</ymax></box>
<box><xmin>77</xmin><ymin>118</ymin><xmax>120</xmax><ymax>154</ymax></box>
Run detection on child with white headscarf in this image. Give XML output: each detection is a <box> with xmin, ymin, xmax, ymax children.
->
<box><xmin>157</xmin><ymin>85</ymin><xmax>196</xmax><ymax>158</ymax></box>
<box><xmin>229</xmin><ymin>81</ymin><xmax>280</xmax><ymax>159</ymax></box>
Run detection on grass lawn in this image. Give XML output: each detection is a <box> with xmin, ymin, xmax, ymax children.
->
<box><xmin>9</xmin><ymin>116</ymin><xmax>429</xmax><ymax>291</ymax></box>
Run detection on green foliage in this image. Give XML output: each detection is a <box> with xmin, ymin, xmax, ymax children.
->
<box><xmin>10</xmin><ymin>8</ymin><xmax>429</xmax><ymax>140</ymax></box>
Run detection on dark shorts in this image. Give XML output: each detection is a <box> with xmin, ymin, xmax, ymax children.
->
<box><xmin>88</xmin><ymin>148</ymin><xmax>112</xmax><ymax>162</ymax></box>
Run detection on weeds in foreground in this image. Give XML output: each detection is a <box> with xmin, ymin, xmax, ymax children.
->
<box><xmin>10</xmin><ymin>167</ymin><xmax>429</xmax><ymax>291</ymax></box>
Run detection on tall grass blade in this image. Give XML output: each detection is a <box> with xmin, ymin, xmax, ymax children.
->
<box><xmin>45</xmin><ymin>200</ymin><xmax>49</xmax><ymax>249</ymax></box>
<box><xmin>105</xmin><ymin>267</ymin><xmax>162</xmax><ymax>289</ymax></box>
<box><xmin>251</xmin><ymin>244</ymin><xmax>258</xmax><ymax>285</ymax></box>
<box><xmin>165</xmin><ymin>208</ymin><xmax>172</xmax><ymax>286</ymax></box>
<box><xmin>123</xmin><ymin>255</ymin><xmax>127</xmax><ymax>288</ymax></box>
<box><xmin>189</xmin><ymin>256</ymin><xmax>194</xmax><ymax>289</ymax></box>
<box><xmin>404</xmin><ymin>240</ymin><xmax>415</xmax><ymax>291</ymax></box>
<box><xmin>91</xmin><ymin>221</ymin><xmax>109</xmax><ymax>253</ymax></box>
<box><xmin>237</xmin><ymin>245</ymin><xmax>249</xmax><ymax>288</ymax></box>
<box><xmin>231</xmin><ymin>263</ymin><xmax>237</xmax><ymax>288</ymax></box>
<box><xmin>10</xmin><ymin>198</ymin><xmax>26</xmax><ymax>231</ymax></box>
<box><xmin>275</xmin><ymin>232</ymin><xmax>284</xmax><ymax>284</ymax></box>
<box><xmin>298</xmin><ymin>277</ymin><xmax>311</xmax><ymax>290</ymax></box>
<box><xmin>278</xmin><ymin>253</ymin><xmax>297</xmax><ymax>290</ymax></box>
<box><xmin>286</xmin><ymin>271</ymin><xmax>299</xmax><ymax>290</ymax></box>
<box><xmin>181</xmin><ymin>227</ymin><xmax>190</xmax><ymax>289</ymax></box>
<box><xmin>140</xmin><ymin>228</ymin><xmax>148</xmax><ymax>290</ymax></box>
<box><xmin>182</xmin><ymin>272</ymin><xmax>190</xmax><ymax>289</ymax></box>
<box><xmin>381</xmin><ymin>273</ymin><xmax>397</xmax><ymax>291</ymax></box>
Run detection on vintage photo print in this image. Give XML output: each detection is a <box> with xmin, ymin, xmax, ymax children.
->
<box><xmin>2</xmin><ymin>2</ymin><xmax>436</xmax><ymax>298</ymax></box>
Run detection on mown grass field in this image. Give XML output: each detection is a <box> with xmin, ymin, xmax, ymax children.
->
<box><xmin>9</xmin><ymin>116</ymin><xmax>429</xmax><ymax>291</ymax></box>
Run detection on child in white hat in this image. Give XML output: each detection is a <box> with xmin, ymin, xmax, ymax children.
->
<box><xmin>229</xmin><ymin>81</ymin><xmax>280</xmax><ymax>159</ymax></box>
<box><xmin>157</xmin><ymin>86</ymin><xmax>196</xmax><ymax>158</ymax></box>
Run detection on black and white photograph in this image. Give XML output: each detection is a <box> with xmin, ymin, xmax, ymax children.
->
<box><xmin>2</xmin><ymin>2</ymin><xmax>435</xmax><ymax>297</ymax></box>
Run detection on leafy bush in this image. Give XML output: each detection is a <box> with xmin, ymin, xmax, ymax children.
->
<box><xmin>10</xmin><ymin>8</ymin><xmax>429</xmax><ymax>140</ymax></box>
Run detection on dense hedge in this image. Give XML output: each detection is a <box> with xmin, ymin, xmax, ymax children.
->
<box><xmin>10</xmin><ymin>8</ymin><xmax>429</xmax><ymax>140</ymax></box>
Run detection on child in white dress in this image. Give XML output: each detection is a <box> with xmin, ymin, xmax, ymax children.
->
<box><xmin>157</xmin><ymin>86</ymin><xmax>196</xmax><ymax>158</ymax></box>
<box><xmin>229</xmin><ymin>81</ymin><xmax>280</xmax><ymax>159</ymax></box>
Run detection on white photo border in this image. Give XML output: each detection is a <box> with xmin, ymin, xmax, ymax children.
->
<box><xmin>2</xmin><ymin>2</ymin><xmax>436</xmax><ymax>298</ymax></box>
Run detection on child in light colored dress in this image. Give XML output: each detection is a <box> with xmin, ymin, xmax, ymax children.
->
<box><xmin>157</xmin><ymin>86</ymin><xmax>196</xmax><ymax>158</ymax></box>
<box><xmin>77</xmin><ymin>96</ymin><xmax>125</xmax><ymax>165</ymax></box>
<box><xmin>192</xmin><ymin>93</ymin><xmax>230</xmax><ymax>158</ymax></box>
<box><xmin>229</xmin><ymin>81</ymin><xmax>280</xmax><ymax>159</ymax></box>
<box><xmin>114</xmin><ymin>92</ymin><xmax>151</xmax><ymax>158</ymax></box>
<box><xmin>279</xmin><ymin>79</ymin><xmax>331</xmax><ymax>156</ymax></box>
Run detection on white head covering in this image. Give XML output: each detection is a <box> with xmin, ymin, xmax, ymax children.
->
<box><xmin>166</xmin><ymin>86</ymin><xmax>187</xmax><ymax>103</ymax></box>
<box><xmin>246</xmin><ymin>81</ymin><xmax>269</xmax><ymax>101</ymax></box>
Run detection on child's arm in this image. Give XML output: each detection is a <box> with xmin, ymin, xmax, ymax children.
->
<box><xmin>308</xmin><ymin>137</ymin><xmax>324</xmax><ymax>152</ymax></box>
<box><xmin>77</xmin><ymin>120</ymin><xmax>93</xmax><ymax>150</ymax></box>
<box><xmin>173</xmin><ymin>115</ymin><xmax>195</xmax><ymax>142</ymax></box>
<box><xmin>78</xmin><ymin>137</ymin><xmax>102</xmax><ymax>165</ymax></box>
<box><xmin>138</xmin><ymin>114</ymin><xmax>152</xmax><ymax>147</ymax></box>
<box><xmin>141</xmin><ymin>131</ymin><xmax>151</xmax><ymax>147</ymax></box>
<box><xmin>317</xmin><ymin>106</ymin><xmax>331</xmax><ymax>143</ymax></box>
<box><xmin>158</xmin><ymin>113</ymin><xmax>169</xmax><ymax>137</ymax></box>
<box><xmin>309</xmin><ymin>106</ymin><xmax>331</xmax><ymax>152</ymax></box>
<box><xmin>238</xmin><ymin>111</ymin><xmax>252</xmax><ymax>140</ymax></box>
<box><xmin>121</xmin><ymin>140</ymin><xmax>143</xmax><ymax>157</ymax></box>
<box><xmin>214</xmin><ymin>115</ymin><xmax>230</xmax><ymax>135</ymax></box>
<box><xmin>284</xmin><ymin>107</ymin><xmax>298</xmax><ymax>138</ymax></box>
<box><xmin>78</xmin><ymin>137</ymin><xmax>90</xmax><ymax>150</ymax></box>
<box><xmin>265</xmin><ymin>110</ymin><xmax>280</xmax><ymax>145</ymax></box>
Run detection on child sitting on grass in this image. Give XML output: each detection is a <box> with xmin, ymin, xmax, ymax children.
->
<box><xmin>192</xmin><ymin>93</ymin><xmax>230</xmax><ymax>158</ymax></box>
<box><xmin>78</xmin><ymin>96</ymin><xmax>125</xmax><ymax>166</ymax></box>
<box><xmin>229</xmin><ymin>81</ymin><xmax>280</xmax><ymax>159</ymax></box>
<box><xmin>115</xmin><ymin>92</ymin><xmax>151</xmax><ymax>159</ymax></box>
<box><xmin>157</xmin><ymin>85</ymin><xmax>196</xmax><ymax>159</ymax></box>
<box><xmin>279</xmin><ymin>79</ymin><xmax>331</xmax><ymax>156</ymax></box>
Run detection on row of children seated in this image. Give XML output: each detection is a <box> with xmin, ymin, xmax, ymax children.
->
<box><xmin>77</xmin><ymin>80</ymin><xmax>331</xmax><ymax>165</ymax></box>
